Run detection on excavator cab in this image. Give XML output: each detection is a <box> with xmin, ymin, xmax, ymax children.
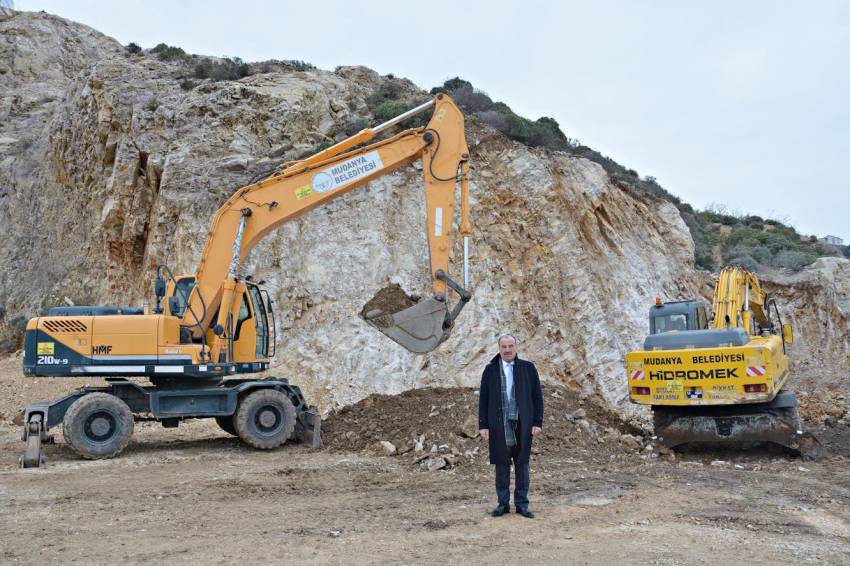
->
<box><xmin>162</xmin><ymin>274</ymin><xmax>274</xmax><ymax>369</ymax></box>
<box><xmin>649</xmin><ymin>300</ymin><xmax>709</xmax><ymax>334</ymax></box>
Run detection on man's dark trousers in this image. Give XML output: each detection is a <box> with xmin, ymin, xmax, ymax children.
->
<box><xmin>495</xmin><ymin>440</ymin><xmax>530</xmax><ymax>508</ymax></box>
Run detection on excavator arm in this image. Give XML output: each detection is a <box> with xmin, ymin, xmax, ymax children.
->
<box><xmin>711</xmin><ymin>267</ymin><xmax>769</xmax><ymax>334</ymax></box>
<box><xmin>182</xmin><ymin>94</ymin><xmax>472</xmax><ymax>357</ymax></box>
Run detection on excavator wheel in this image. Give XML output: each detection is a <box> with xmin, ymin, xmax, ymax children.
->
<box><xmin>215</xmin><ymin>416</ymin><xmax>238</xmax><ymax>436</ymax></box>
<box><xmin>234</xmin><ymin>389</ymin><xmax>296</xmax><ymax>450</ymax></box>
<box><xmin>62</xmin><ymin>392</ymin><xmax>134</xmax><ymax>460</ymax></box>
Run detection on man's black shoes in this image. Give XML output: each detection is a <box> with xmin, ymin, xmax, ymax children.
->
<box><xmin>516</xmin><ymin>507</ymin><xmax>535</xmax><ymax>518</ymax></box>
<box><xmin>491</xmin><ymin>504</ymin><xmax>510</xmax><ymax>517</ymax></box>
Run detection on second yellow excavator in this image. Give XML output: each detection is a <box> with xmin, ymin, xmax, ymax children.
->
<box><xmin>19</xmin><ymin>94</ymin><xmax>473</xmax><ymax>466</ymax></box>
<box><xmin>626</xmin><ymin>267</ymin><xmax>822</xmax><ymax>456</ymax></box>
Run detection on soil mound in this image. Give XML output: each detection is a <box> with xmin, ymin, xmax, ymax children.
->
<box><xmin>323</xmin><ymin>384</ymin><xmax>644</xmax><ymax>467</ymax></box>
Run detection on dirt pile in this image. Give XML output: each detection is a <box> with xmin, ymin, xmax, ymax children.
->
<box><xmin>360</xmin><ymin>284</ymin><xmax>418</xmax><ymax>318</ymax></box>
<box><xmin>799</xmin><ymin>390</ymin><xmax>850</xmax><ymax>426</ymax></box>
<box><xmin>323</xmin><ymin>384</ymin><xmax>647</xmax><ymax>469</ymax></box>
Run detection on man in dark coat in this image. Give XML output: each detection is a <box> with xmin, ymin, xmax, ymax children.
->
<box><xmin>478</xmin><ymin>334</ymin><xmax>544</xmax><ymax>518</ymax></box>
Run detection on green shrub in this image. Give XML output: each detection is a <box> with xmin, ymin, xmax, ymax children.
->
<box><xmin>255</xmin><ymin>60</ymin><xmax>315</xmax><ymax>73</ymax></box>
<box><xmin>450</xmin><ymin>85</ymin><xmax>496</xmax><ymax>113</ymax></box>
<box><xmin>145</xmin><ymin>98</ymin><xmax>160</xmax><ymax>111</ymax></box>
<box><xmin>374</xmin><ymin>100</ymin><xmax>410</xmax><ymax>121</ymax></box>
<box><xmin>693</xmin><ymin>207</ymin><xmax>822</xmax><ymax>273</ymax></box>
<box><xmin>344</xmin><ymin>117</ymin><xmax>370</xmax><ymax>137</ymax></box>
<box><xmin>288</xmin><ymin>60</ymin><xmax>315</xmax><ymax>72</ymax></box>
<box><xmin>773</xmin><ymin>250</ymin><xmax>816</xmax><ymax>270</ymax></box>
<box><xmin>151</xmin><ymin>42</ymin><xmax>187</xmax><ymax>62</ymax></box>
<box><xmin>125</xmin><ymin>42</ymin><xmax>142</xmax><ymax>54</ymax></box>
<box><xmin>366</xmin><ymin>82</ymin><xmax>404</xmax><ymax>112</ymax></box>
<box><xmin>193</xmin><ymin>57</ymin><xmax>252</xmax><ymax>81</ymax></box>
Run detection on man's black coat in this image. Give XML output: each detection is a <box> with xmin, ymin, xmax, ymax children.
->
<box><xmin>478</xmin><ymin>354</ymin><xmax>544</xmax><ymax>466</ymax></box>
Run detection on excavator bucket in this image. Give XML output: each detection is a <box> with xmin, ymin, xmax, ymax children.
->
<box><xmin>364</xmin><ymin>297</ymin><xmax>451</xmax><ymax>354</ymax></box>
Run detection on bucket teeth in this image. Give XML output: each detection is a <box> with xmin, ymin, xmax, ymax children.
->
<box><xmin>365</xmin><ymin>297</ymin><xmax>450</xmax><ymax>353</ymax></box>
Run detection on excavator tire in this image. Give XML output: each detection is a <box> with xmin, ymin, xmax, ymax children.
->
<box><xmin>62</xmin><ymin>392</ymin><xmax>134</xmax><ymax>460</ymax></box>
<box><xmin>215</xmin><ymin>416</ymin><xmax>238</xmax><ymax>436</ymax></box>
<box><xmin>234</xmin><ymin>389</ymin><xmax>296</xmax><ymax>450</ymax></box>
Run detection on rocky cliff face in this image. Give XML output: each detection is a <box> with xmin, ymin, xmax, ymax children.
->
<box><xmin>763</xmin><ymin>258</ymin><xmax>850</xmax><ymax>389</ymax></box>
<box><xmin>1</xmin><ymin>11</ymin><xmax>846</xmax><ymax>418</ymax></box>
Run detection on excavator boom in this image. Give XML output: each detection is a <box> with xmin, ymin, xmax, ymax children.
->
<box><xmin>185</xmin><ymin>94</ymin><xmax>471</xmax><ymax>356</ymax></box>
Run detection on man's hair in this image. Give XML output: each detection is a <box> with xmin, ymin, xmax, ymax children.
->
<box><xmin>497</xmin><ymin>334</ymin><xmax>517</xmax><ymax>346</ymax></box>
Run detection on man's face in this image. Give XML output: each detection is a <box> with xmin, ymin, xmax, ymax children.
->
<box><xmin>499</xmin><ymin>337</ymin><xmax>517</xmax><ymax>362</ymax></box>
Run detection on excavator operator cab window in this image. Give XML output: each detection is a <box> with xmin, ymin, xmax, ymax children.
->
<box><xmin>247</xmin><ymin>284</ymin><xmax>269</xmax><ymax>358</ymax></box>
<box><xmin>233</xmin><ymin>293</ymin><xmax>252</xmax><ymax>340</ymax></box>
<box><xmin>653</xmin><ymin>314</ymin><xmax>688</xmax><ymax>334</ymax></box>
<box><xmin>695</xmin><ymin>306</ymin><xmax>708</xmax><ymax>330</ymax></box>
<box><xmin>170</xmin><ymin>277</ymin><xmax>196</xmax><ymax>318</ymax></box>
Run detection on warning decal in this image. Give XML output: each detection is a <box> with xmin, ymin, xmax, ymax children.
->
<box><xmin>294</xmin><ymin>185</ymin><xmax>313</xmax><ymax>200</ymax></box>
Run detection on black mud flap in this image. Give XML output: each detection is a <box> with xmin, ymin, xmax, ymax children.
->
<box><xmin>297</xmin><ymin>407</ymin><xmax>322</xmax><ymax>449</ymax></box>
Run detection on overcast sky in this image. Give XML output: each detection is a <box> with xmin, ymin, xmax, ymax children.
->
<box><xmin>16</xmin><ymin>1</ymin><xmax>850</xmax><ymax>241</ymax></box>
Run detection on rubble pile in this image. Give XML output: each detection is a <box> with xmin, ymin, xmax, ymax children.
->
<box><xmin>323</xmin><ymin>384</ymin><xmax>648</xmax><ymax>470</ymax></box>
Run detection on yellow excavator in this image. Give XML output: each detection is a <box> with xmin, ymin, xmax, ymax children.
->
<box><xmin>19</xmin><ymin>93</ymin><xmax>473</xmax><ymax>467</ymax></box>
<box><xmin>626</xmin><ymin>267</ymin><xmax>821</xmax><ymax>456</ymax></box>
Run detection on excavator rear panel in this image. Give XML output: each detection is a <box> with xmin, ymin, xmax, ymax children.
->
<box><xmin>627</xmin><ymin>334</ymin><xmax>789</xmax><ymax>407</ymax></box>
<box><xmin>626</xmin><ymin>334</ymin><xmax>807</xmax><ymax>452</ymax></box>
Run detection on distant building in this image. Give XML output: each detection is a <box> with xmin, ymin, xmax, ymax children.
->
<box><xmin>821</xmin><ymin>235</ymin><xmax>844</xmax><ymax>246</ymax></box>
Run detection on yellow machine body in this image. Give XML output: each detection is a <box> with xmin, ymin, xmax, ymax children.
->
<box><xmin>626</xmin><ymin>334</ymin><xmax>789</xmax><ymax>406</ymax></box>
<box><xmin>625</xmin><ymin>267</ymin><xmax>806</xmax><ymax>451</ymax></box>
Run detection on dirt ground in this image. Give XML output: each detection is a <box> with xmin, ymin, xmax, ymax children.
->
<box><xmin>2</xmin><ymin>354</ymin><xmax>850</xmax><ymax>565</ymax></box>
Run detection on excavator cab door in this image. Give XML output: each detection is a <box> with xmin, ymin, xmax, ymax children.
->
<box><xmin>247</xmin><ymin>284</ymin><xmax>270</xmax><ymax>359</ymax></box>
